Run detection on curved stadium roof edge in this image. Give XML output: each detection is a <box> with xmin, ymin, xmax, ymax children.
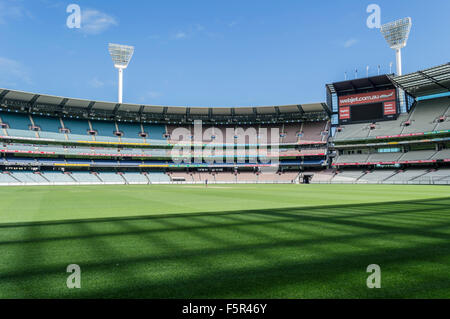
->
<box><xmin>0</xmin><ymin>88</ymin><xmax>327</xmax><ymax>116</ymax></box>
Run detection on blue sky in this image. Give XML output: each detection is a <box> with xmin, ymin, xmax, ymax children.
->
<box><xmin>0</xmin><ymin>0</ymin><xmax>448</xmax><ymax>106</ymax></box>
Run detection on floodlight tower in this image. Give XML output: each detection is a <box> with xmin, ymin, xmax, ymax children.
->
<box><xmin>380</xmin><ymin>17</ymin><xmax>412</xmax><ymax>76</ymax></box>
<box><xmin>108</xmin><ymin>43</ymin><xmax>135</xmax><ymax>103</ymax></box>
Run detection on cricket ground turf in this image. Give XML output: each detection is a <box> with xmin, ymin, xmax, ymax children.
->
<box><xmin>0</xmin><ymin>184</ymin><xmax>449</xmax><ymax>298</ymax></box>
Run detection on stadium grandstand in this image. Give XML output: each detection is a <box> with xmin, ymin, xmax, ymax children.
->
<box><xmin>0</xmin><ymin>88</ymin><xmax>329</xmax><ymax>185</ymax></box>
<box><xmin>328</xmin><ymin>63</ymin><xmax>450</xmax><ymax>184</ymax></box>
<box><xmin>0</xmin><ymin>63</ymin><xmax>449</xmax><ymax>186</ymax></box>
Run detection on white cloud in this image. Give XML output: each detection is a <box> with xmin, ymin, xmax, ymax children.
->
<box><xmin>174</xmin><ymin>31</ymin><xmax>187</xmax><ymax>39</ymax></box>
<box><xmin>80</xmin><ymin>9</ymin><xmax>118</xmax><ymax>35</ymax></box>
<box><xmin>0</xmin><ymin>0</ymin><xmax>29</xmax><ymax>24</ymax></box>
<box><xmin>343</xmin><ymin>38</ymin><xmax>358</xmax><ymax>48</ymax></box>
<box><xmin>0</xmin><ymin>56</ymin><xmax>31</xmax><ymax>87</ymax></box>
<box><xmin>88</xmin><ymin>77</ymin><xmax>104</xmax><ymax>88</ymax></box>
<box><xmin>172</xmin><ymin>24</ymin><xmax>212</xmax><ymax>40</ymax></box>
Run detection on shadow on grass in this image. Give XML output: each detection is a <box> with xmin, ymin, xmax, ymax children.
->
<box><xmin>0</xmin><ymin>196</ymin><xmax>449</xmax><ymax>298</ymax></box>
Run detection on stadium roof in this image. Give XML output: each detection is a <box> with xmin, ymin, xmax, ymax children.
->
<box><xmin>327</xmin><ymin>75</ymin><xmax>395</xmax><ymax>96</ymax></box>
<box><xmin>0</xmin><ymin>88</ymin><xmax>328</xmax><ymax>123</ymax></box>
<box><xmin>389</xmin><ymin>63</ymin><xmax>450</xmax><ymax>97</ymax></box>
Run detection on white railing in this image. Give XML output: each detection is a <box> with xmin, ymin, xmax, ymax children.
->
<box><xmin>311</xmin><ymin>179</ymin><xmax>450</xmax><ymax>185</ymax></box>
<box><xmin>0</xmin><ymin>180</ymin><xmax>297</xmax><ymax>187</ymax></box>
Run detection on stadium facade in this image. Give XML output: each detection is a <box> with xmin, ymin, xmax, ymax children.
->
<box><xmin>0</xmin><ymin>63</ymin><xmax>449</xmax><ymax>185</ymax></box>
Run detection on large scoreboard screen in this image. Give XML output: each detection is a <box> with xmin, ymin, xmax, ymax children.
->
<box><xmin>339</xmin><ymin>89</ymin><xmax>397</xmax><ymax>124</ymax></box>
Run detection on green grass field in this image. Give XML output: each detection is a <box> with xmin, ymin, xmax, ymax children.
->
<box><xmin>0</xmin><ymin>184</ymin><xmax>449</xmax><ymax>298</ymax></box>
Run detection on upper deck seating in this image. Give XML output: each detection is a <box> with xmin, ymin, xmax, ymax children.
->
<box><xmin>283</xmin><ymin>124</ymin><xmax>301</xmax><ymax>143</ymax></box>
<box><xmin>333</xmin><ymin>123</ymin><xmax>370</xmax><ymax>141</ymax></box>
<box><xmin>0</xmin><ymin>112</ymin><xmax>37</xmax><ymax>138</ymax></box>
<box><xmin>90</xmin><ymin>120</ymin><xmax>119</xmax><ymax>142</ymax></box>
<box><xmin>62</xmin><ymin>118</ymin><xmax>93</xmax><ymax>141</ymax></box>
<box><xmin>117</xmin><ymin>122</ymin><xmax>145</xmax><ymax>143</ymax></box>
<box><xmin>299</xmin><ymin>121</ymin><xmax>327</xmax><ymax>142</ymax></box>
<box><xmin>32</xmin><ymin>115</ymin><xmax>67</xmax><ymax>140</ymax></box>
<box><xmin>143</xmin><ymin>124</ymin><xmax>166</xmax><ymax>141</ymax></box>
<box><xmin>402</xmin><ymin>98</ymin><xmax>449</xmax><ymax>134</ymax></box>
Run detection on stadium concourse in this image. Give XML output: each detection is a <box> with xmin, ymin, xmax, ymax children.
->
<box><xmin>0</xmin><ymin>63</ymin><xmax>450</xmax><ymax>186</ymax></box>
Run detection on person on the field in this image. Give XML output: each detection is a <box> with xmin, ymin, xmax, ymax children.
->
<box><xmin>205</xmin><ymin>179</ymin><xmax>208</xmax><ymax>188</ymax></box>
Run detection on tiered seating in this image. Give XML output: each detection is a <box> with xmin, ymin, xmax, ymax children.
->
<box><xmin>359</xmin><ymin>170</ymin><xmax>396</xmax><ymax>183</ymax></box>
<box><xmin>334</xmin><ymin>123</ymin><xmax>370</xmax><ymax>141</ymax></box>
<box><xmin>367</xmin><ymin>152</ymin><xmax>402</xmax><ymax>162</ymax></box>
<box><xmin>257</xmin><ymin>172</ymin><xmax>280</xmax><ymax>182</ymax></box>
<box><xmin>310</xmin><ymin>170</ymin><xmax>334</xmax><ymax>183</ymax></box>
<box><xmin>166</xmin><ymin>124</ymin><xmax>321</xmax><ymax>145</ymax></box>
<box><xmin>435</xmin><ymin>104</ymin><xmax>450</xmax><ymax>131</ymax></box>
<box><xmin>432</xmin><ymin>149</ymin><xmax>450</xmax><ymax>160</ymax></box>
<box><xmin>236</xmin><ymin>172</ymin><xmax>258</xmax><ymax>183</ymax></box>
<box><xmin>282</xmin><ymin>172</ymin><xmax>300</xmax><ymax>181</ymax></box>
<box><xmin>213</xmin><ymin>172</ymin><xmax>237</xmax><ymax>183</ymax></box>
<box><xmin>335</xmin><ymin>150</ymin><xmax>441</xmax><ymax>165</ymax></box>
<box><xmin>384</xmin><ymin>169</ymin><xmax>428</xmax><ymax>183</ymax></box>
<box><xmin>43</xmin><ymin>172</ymin><xmax>74</xmax><ymax>183</ymax></box>
<box><xmin>117</xmin><ymin>122</ymin><xmax>145</xmax><ymax>143</ymax></box>
<box><xmin>143</xmin><ymin>124</ymin><xmax>166</xmax><ymax>141</ymax></box>
<box><xmin>368</xmin><ymin>113</ymin><xmax>408</xmax><ymax>138</ymax></box>
<box><xmin>90</xmin><ymin>120</ymin><xmax>119</xmax><ymax>142</ymax></box>
<box><xmin>334</xmin><ymin>154</ymin><xmax>369</xmax><ymax>164</ymax></box>
<box><xmin>0</xmin><ymin>172</ymin><xmax>18</xmax><ymax>184</ymax></box>
<box><xmin>169</xmin><ymin>172</ymin><xmax>194</xmax><ymax>182</ymax></box>
<box><xmin>62</xmin><ymin>118</ymin><xmax>93</xmax><ymax>141</ymax></box>
<box><xmin>436</xmin><ymin>176</ymin><xmax>450</xmax><ymax>184</ymax></box>
<box><xmin>11</xmin><ymin>171</ymin><xmax>47</xmax><ymax>183</ymax></box>
<box><xmin>415</xmin><ymin>169</ymin><xmax>450</xmax><ymax>183</ymax></box>
<box><xmin>283</xmin><ymin>124</ymin><xmax>301</xmax><ymax>143</ymax></box>
<box><xmin>32</xmin><ymin>115</ymin><xmax>67</xmax><ymax>140</ymax></box>
<box><xmin>98</xmin><ymin>172</ymin><xmax>124</xmax><ymax>183</ymax></box>
<box><xmin>0</xmin><ymin>112</ymin><xmax>37</xmax><ymax>138</ymax></box>
<box><xmin>399</xmin><ymin>150</ymin><xmax>437</xmax><ymax>161</ymax></box>
<box><xmin>299</xmin><ymin>121</ymin><xmax>327</xmax><ymax>142</ymax></box>
<box><xmin>402</xmin><ymin>98</ymin><xmax>449</xmax><ymax>134</ymax></box>
<box><xmin>236</xmin><ymin>125</ymin><xmax>258</xmax><ymax>145</ymax></box>
<box><xmin>123</xmin><ymin>172</ymin><xmax>149</xmax><ymax>184</ymax></box>
<box><xmin>147</xmin><ymin>172</ymin><xmax>170</xmax><ymax>183</ymax></box>
<box><xmin>0</xmin><ymin>112</ymin><xmax>31</xmax><ymax>130</ymax></box>
<box><xmin>258</xmin><ymin>126</ymin><xmax>282</xmax><ymax>144</ymax></box>
<box><xmin>167</xmin><ymin>125</ymin><xmax>190</xmax><ymax>142</ymax></box>
<box><xmin>335</xmin><ymin>98</ymin><xmax>450</xmax><ymax>142</ymax></box>
<box><xmin>70</xmin><ymin>172</ymin><xmax>100</xmax><ymax>183</ymax></box>
<box><xmin>332</xmin><ymin>171</ymin><xmax>366</xmax><ymax>183</ymax></box>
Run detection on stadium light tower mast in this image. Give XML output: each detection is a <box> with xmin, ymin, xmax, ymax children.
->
<box><xmin>108</xmin><ymin>43</ymin><xmax>135</xmax><ymax>103</ymax></box>
<box><xmin>380</xmin><ymin>17</ymin><xmax>412</xmax><ymax>76</ymax></box>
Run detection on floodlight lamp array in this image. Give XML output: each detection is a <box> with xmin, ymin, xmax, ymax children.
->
<box><xmin>108</xmin><ymin>43</ymin><xmax>135</xmax><ymax>69</ymax></box>
<box><xmin>380</xmin><ymin>17</ymin><xmax>412</xmax><ymax>50</ymax></box>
